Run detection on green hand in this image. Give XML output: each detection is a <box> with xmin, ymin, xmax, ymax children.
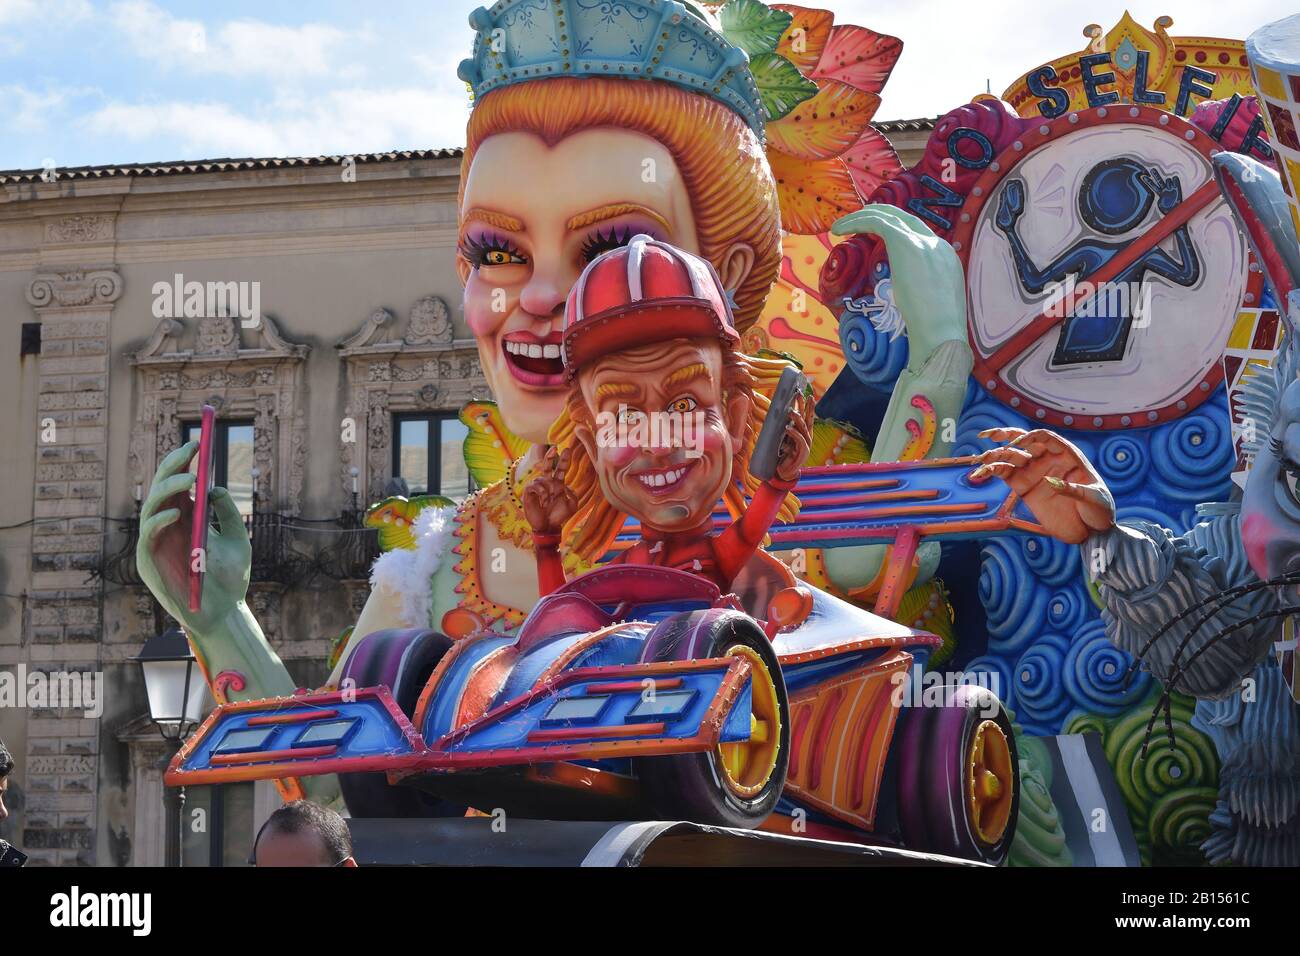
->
<box><xmin>831</xmin><ymin>204</ymin><xmax>967</xmax><ymax>359</ymax></box>
<box><xmin>137</xmin><ymin>441</ymin><xmax>252</xmax><ymax>635</ymax></box>
<box><xmin>137</xmin><ymin>443</ymin><xmax>339</xmax><ymax>807</ymax></box>
<box><xmin>820</xmin><ymin>204</ymin><xmax>973</xmax><ymax>593</ymax></box>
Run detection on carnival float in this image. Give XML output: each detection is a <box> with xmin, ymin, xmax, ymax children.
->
<box><xmin>136</xmin><ymin>1</ymin><xmax>1300</xmax><ymax>866</ymax></box>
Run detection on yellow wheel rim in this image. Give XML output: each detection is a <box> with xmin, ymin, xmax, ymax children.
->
<box><xmin>716</xmin><ymin>645</ymin><xmax>782</xmax><ymax>799</ymax></box>
<box><xmin>966</xmin><ymin>719</ymin><xmax>1014</xmax><ymax>846</ymax></box>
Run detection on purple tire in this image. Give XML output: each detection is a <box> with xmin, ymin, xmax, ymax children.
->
<box><xmin>896</xmin><ymin>683</ymin><xmax>1018</xmax><ymax>865</ymax></box>
<box><xmin>337</xmin><ymin>628</ymin><xmax>464</xmax><ymax>819</ymax></box>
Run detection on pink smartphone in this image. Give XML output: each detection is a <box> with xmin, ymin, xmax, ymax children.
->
<box><xmin>189</xmin><ymin>404</ymin><xmax>216</xmax><ymax>613</ymax></box>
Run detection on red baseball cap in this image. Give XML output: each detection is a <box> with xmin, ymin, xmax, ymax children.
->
<box><xmin>562</xmin><ymin>234</ymin><xmax>740</xmax><ymax>380</ymax></box>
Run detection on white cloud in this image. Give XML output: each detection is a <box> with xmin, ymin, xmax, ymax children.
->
<box><xmin>0</xmin><ymin>83</ymin><xmax>100</xmax><ymax>134</ymax></box>
<box><xmin>83</xmin><ymin>101</ymin><xmax>283</xmax><ymax>156</ymax></box>
<box><xmin>0</xmin><ymin>0</ymin><xmax>89</xmax><ymax>49</ymax></box>
<box><xmin>109</xmin><ymin>0</ymin><xmax>353</xmax><ymax>81</ymax></box>
<box><xmin>0</xmin><ymin>0</ymin><xmax>37</xmax><ymax>24</ymax></box>
<box><xmin>82</xmin><ymin>86</ymin><xmax>471</xmax><ymax>158</ymax></box>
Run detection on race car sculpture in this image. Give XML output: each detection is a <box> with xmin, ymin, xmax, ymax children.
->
<box><xmin>168</xmin><ymin>456</ymin><xmax>1035</xmax><ymax>865</ymax></box>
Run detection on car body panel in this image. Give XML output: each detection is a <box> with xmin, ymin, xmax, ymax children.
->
<box><xmin>167</xmin><ymin>568</ymin><xmax>941</xmax><ymax>837</ymax></box>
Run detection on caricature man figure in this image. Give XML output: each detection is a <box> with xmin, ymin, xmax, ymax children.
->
<box><xmin>522</xmin><ymin>235</ymin><xmax>811</xmax><ymax>595</ymax></box>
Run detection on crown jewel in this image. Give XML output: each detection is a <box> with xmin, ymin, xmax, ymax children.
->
<box><xmin>457</xmin><ymin>0</ymin><xmax>768</xmax><ymax>140</ymax></box>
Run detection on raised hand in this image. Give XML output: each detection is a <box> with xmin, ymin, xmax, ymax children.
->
<box><xmin>775</xmin><ymin>391</ymin><xmax>814</xmax><ymax>483</ymax></box>
<box><xmin>1147</xmin><ymin>167</ymin><xmax>1183</xmax><ymax>213</ymax></box>
<box><xmin>830</xmin><ymin>203</ymin><xmax>966</xmax><ymax>360</ymax></box>
<box><xmin>972</xmin><ymin>427</ymin><xmax>1116</xmax><ymax>545</ymax></box>
<box><xmin>136</xmin><ymin>441</ymin><xmax>252</xmax><ymax>634</ymax></box>
<box><xmin>995</xmin><ymin>179</ymin><xmax>1026</xmax><ymax>230</ymax></box>
<box><xmin>521</xmin><ymin>445</ymin><xmax>578</xmax><ymax>535</ymax></box>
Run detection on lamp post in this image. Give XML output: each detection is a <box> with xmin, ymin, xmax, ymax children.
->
<box><xmin>136</xmin><ymin>627</ymin><xmax>206</xmax><ymax>867</ymax></box>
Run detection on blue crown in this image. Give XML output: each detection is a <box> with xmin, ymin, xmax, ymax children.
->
<box><xmin>457</xmin><ymin>0</ymin><xmax>767</xmax><ymax>140</ymax></box>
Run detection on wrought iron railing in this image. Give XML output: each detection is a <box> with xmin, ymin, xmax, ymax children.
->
<box><xmin>96</xmin><ymin>515</ymin><xmax>146</xmax><ymax>587</ymax></box>
<box><xmin>92</xmin><ymin>504</ymin><xmax>375</xmax><ymax>591</ymax></box>
<box><xmin>312</xmin><ymin>509</ymin><xmax>382</xmax><ymax>582</ymax></box>
<box><xmin>244</xmin><ymin>511</ymin><xmax>312</xmax><ymax>586</ymax></box>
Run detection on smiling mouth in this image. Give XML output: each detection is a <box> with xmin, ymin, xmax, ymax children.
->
<box><xmin>632</xmin><ymin>459</ymin><xmax>697</xmax><ymax>494</ymax></box>
<box><xmin>502</xmin><ymin>331</ymin><xmax>565</xmax><ymax>387</ymax></box>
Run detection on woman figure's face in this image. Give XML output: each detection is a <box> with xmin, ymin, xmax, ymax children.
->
<box><xmin>458</xmin><ymin>128</ymin><xmax>700</xmax><ymax>445</ymax></box>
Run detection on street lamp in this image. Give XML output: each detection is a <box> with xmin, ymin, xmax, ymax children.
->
<box><xmin>136</xmin><ymin>627</ymin><xmax>206</xmax><ymax>867</ymax></box>
<box><xmin>138</xmin><ymin>628</ymin><xmax>205</xmax><ymax>739</ymax></box>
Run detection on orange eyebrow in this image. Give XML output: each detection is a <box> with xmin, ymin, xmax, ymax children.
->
<box><xmin>566</xmin><ymin>203</ymin><xmax>671</xmax><ymax>233</ymax></box>
<box><xmin>664</xmin><ymin>362</ymin><xmax>711</xmax><ymax>389</ymax></box>
<box><xmin>595</xmin><ymin>382</ymin><xmax>640</xmax><ymax>399</ymax></box>
<box><xmin>462</xmin><ymin>207</ymin><xmax>524</xmax><ymax>232</ymax></box>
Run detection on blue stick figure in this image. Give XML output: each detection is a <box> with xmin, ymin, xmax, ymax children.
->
<box><xmin>994</xmin><ymin>158</ymin><xmax>1202</xmax><ymax>365</ymax></box>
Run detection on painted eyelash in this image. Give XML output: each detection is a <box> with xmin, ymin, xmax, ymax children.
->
<box><xmin>581</xmin><ymin>224</ymin><xmax>645</xmax><ymax>262</ymax></box>
<box><xmin>1271</xmin><ymin>437</ymin><xmax>1300</xmax><ymax>477</ymax></box>
<box><xmin>459</xmin><ymin>233</ymin><xmax>525</xmax><ymax>266</ymax></box>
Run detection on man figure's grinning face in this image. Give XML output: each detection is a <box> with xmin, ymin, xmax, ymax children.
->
<box><xmin>573</xmin><ymin>338</ymin><xmax>749</xmax><ymax>534</ymax></box>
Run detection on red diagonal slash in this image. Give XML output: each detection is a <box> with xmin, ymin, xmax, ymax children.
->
<box><xmin>984</xmin><ymin>178</ymin><xmax>1221</xmax><ymax>374</ymax></box>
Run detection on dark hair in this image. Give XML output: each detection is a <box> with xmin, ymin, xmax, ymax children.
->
<box><xmin>0</xmin><ymin>740</ymin><xmax>12</xmax><ymax>779</ymax></box>
<box><xmin>253</xmin><ymin>800</ymin><xmax>352</xmax><ymax>865</ymax></box>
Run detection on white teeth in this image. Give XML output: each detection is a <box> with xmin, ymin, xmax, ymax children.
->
<box><xmin>506</xmin><ymin>339</ymin><xmax>561</xmax><ymax>361</ymax></box>
<box><xmin>637</xmin><ymin>465</ymin><xmax>689</xmax><ymax>488</ymax></box>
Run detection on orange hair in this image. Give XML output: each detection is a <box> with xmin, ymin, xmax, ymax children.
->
<box><xmin>548</xmin><ymin>343</ymin><xmax>802</xmax><ymax>564</ymax></box>
<box><xmin>460</xmin><ymin>76</ymin><xmax>781</xmax><ymax>332</ymax></box>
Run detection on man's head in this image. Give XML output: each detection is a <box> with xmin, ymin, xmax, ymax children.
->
<box><xmin>252</xmin><ymin>800</ymin><xmax>355</xmax><ymax>868</ymax></box>
<box><xmin>550</xmin><ymin>238</ymin><xmax>801</xmax><ymax>560</ymax></box>
<box><xmin>574</xmin><ymin>337</ymin><xmax>750</xmax><ymax>534</ymax></box>
<box><xmin>0</xmin><ymin>739</ymin><xmax>13</xmax><ymax>825</ymax></box>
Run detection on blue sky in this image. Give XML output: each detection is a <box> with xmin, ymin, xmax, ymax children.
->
<box><xmin>0</xmin><ymin>0</ymin><xmax>1295</xmax><ymax>171</ymax></box>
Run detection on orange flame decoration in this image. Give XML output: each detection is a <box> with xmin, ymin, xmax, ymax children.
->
<box><xmin>733</xmin><ymin>3</ymin><xmax>906</xmax><ymax>395</ymax></box>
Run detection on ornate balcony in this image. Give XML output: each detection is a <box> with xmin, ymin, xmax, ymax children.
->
<box><xmin>313</xmin><ymin>508</ymin><xmax>381</xmax><ymax>583</ymax></box>
<box><xmin>245</xmin><ymin>511</ymin><xmax>312</xmax><ymax>587</ymax></box>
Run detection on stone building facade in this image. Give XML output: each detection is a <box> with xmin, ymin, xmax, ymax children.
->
<box><xmin>0</xmin><ymin>121</ymin><xmax>931</xmax><ymax>865</ymax></box>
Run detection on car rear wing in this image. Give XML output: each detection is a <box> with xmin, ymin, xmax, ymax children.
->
<box><xmin>611</xmin><ymin>457</ymin><xmax>1045</xmax><ymax>618</ymax></box>
<box><xmin>166</xmin><ymin>658</ymin><xmax>755</xmax><ymax>787</ymax></box>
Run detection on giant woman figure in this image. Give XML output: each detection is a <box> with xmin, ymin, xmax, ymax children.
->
<box><xmin>134</xmin><ymin>0</ymin><xmax>970</xmax><ymax>809</ymax></box>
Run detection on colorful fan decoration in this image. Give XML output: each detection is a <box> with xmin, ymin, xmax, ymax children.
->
<box><xmin>711</xmin><ymin>1</ymin><xmax>906</xmax><ymax>395</ymax></box>
<box><xmin>460</xmin><ymin>400</ymin><xmax>532</xmax><ymax>488</ymax></box>
<box><xmin>364</xmin><ymin>494</ymin><xmax>456</xmax><ymax>552</ymax></box>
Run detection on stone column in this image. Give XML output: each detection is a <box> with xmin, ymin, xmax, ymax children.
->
<box><xmin>22</xmin><ymin>266</ymin><xmax>121</xmax><ymax>865</ymax></box>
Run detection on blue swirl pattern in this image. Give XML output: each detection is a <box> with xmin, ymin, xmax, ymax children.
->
<box><xmin>1150</xmin><ymin>407</ymin><xmax>1235</xmax><ymax>503</ymax></box>
<box><xmin>838</xmin><ymin>307</ymin><xmax>909</xmax><ymax>392</ymax></box>
<box><xmin>938</xmin><ymin>383</ymin><xmax>1235</xmax><ymax>736</ymax></box>
<box><xmin>979</xmin><ymin>538</ymin><xmax>1049</xmax><ymax>655</ymax></box>
<box><xmin>1063</xmin><ymin>618</ymin><xmax>1151</xmax><ymax>714</ymax></box>
<box><xmin>1012</xmin><ymin>634</ymin><xmax>1076</xmax><ymax>734</ymax></box>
